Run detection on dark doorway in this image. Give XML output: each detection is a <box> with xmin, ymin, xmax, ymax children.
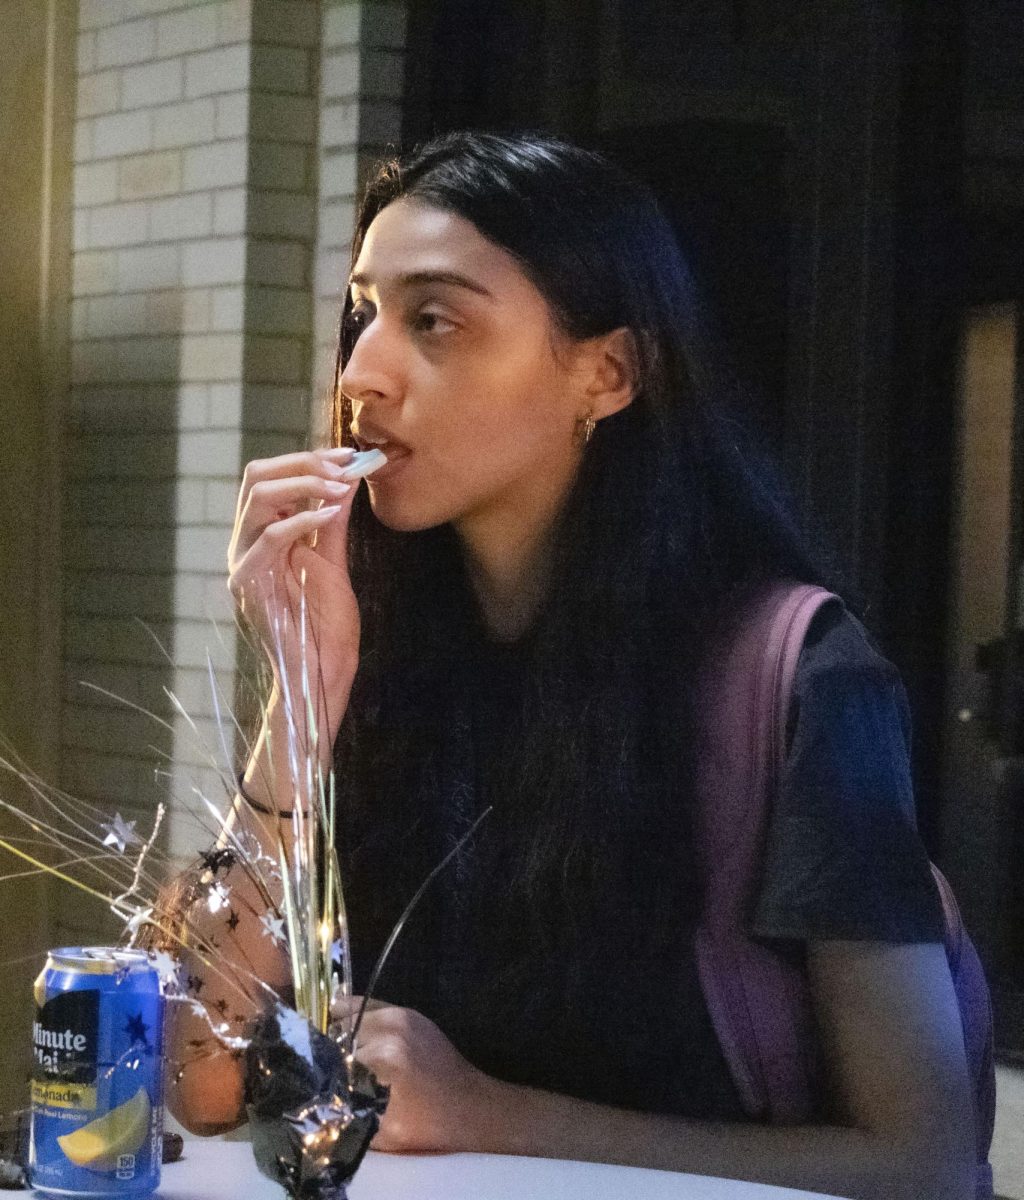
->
<box><xmin>941</xmin><ymin>302</ymin><xmax>1024</xmax><ymax>1057</ymax></box>
<box><xmin>400</xmin><ymin>0</ymin><xmax>1024</xmax><ymax>1055</ymax></box>
<box><xmin>597</xmin><ymin>121</ymin><xmax>791</xmax><ymax>448</ymax></box>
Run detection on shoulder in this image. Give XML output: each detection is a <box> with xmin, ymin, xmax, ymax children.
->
<box><xmin>799</xmin><ymin>599</ymin><xmax>896</xmax><ymax>676</ymax></box>
<box><xmin>786</xmin><ymin>599</ymin><xmax>912</xmax><ymax>754</ymax></box>
<box><xmin>755</xmin><ymin>595</ymin><xmax>945</xmax><ymax>943</ymax></box>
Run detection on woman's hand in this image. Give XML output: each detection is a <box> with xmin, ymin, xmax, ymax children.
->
<box><xmin>334</xmin><ymin>997</ymin><xmax>504</xmax><ymax>1154</ymax></box>
<box><xmin>228</xmin><ymin>448</ymin><xmax>361</xmax><ymax>743</ymax></box>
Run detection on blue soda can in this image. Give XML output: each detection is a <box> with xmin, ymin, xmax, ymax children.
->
<box><xmin>29</xmin><ymin>948</ymin><xmax>164</xmax><ymax>1197</ymax></box>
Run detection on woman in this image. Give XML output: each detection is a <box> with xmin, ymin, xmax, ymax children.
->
<box><xmin>170</xmin><ymin>131</ymin><xmax>975</xmax><ymax>1200</ymax></box>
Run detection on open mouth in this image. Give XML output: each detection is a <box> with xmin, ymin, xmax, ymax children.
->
<box><xmin>351</xmin><ymin>433</ymin><xmax>412</xmax><ymax>462</ymax></box>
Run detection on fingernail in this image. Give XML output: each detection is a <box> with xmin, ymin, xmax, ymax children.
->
<box><xmin>323</xmin><ymin>480</ymin><xmax>352</xmax><ymax>496</ymax></box>
<box><xmin>315</xmin><ymin>503</ymin><xmax>343</xmax><ymax>517</ymax></box>
<box><xmin>322</xmin><ymin>446</ymin><xmax>357</xmax><ymax>460</ymax></box>
<box><xmin>322</xmin><ymin>461</ymin><xmax>349</xmax><ymax>479</ymax></box>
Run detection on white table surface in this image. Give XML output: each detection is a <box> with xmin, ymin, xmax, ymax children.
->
<box><xmin>155</xmin><ymin>1136</ymin><xmax>844</xmax><ymax>1200</ymax></box>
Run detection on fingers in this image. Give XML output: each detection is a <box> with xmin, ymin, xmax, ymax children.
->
<box><xmin>331</xmin><ymin>993</ymin><xmax>387</xmax><ymax>1023</ymax></box>
<box><xmin>353</xmin><ymin>1033</ymin><xmax>403</xmax><ymax>1085</ymax></box>
<box><xmin>238</xmin><ymin>447</ymin><xmax>356</xmax><ymax>514</ymax></box>
<box><xmin>310</xmin><ymin>477</ymin><xmax>359</xmax><ymax>570</ymax></box>
<box><xmin>231</xmin><ymin>475</ymin><xmax>352</xmax><ymax>566</ymax></box>
<box><xmin>231</xmin><ymin>448</ymin><xmax>359</xmax><ymax>566</ymax></box>
<box><xmin>251</xmin><ymin>474</ymin><xmax>352</xmax><ymax>517</ymax></box>
<box><xmin>349</xmin><ymin>1020</ymin><xmax>403</xmax><ymax>1085</ymax></box>
<box><xmin>228</xmin><ymin>504</ymin><xmax>344</xmax><ymax>613</ymax></box>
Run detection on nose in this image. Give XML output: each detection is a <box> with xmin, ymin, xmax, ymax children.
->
<box><xmin>339</xmin><ymin>310</ymin><xmax>402</xmax><ymax>408</ymax></box>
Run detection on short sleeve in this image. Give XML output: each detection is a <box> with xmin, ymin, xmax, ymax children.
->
<box><xmin>751</xmin><ymin>601</ymin><xmax>946</xmax><ymax>943</ymax></box>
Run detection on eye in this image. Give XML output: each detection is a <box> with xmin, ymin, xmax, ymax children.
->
<box><xmin>412</xmin><ymin>308</ymin><xmax>458</xmax><ymax>336</ymax></box>
<box><xmin>342</xmin><ymin>304</ymin><xmax>373</xmax><ymax>341</ymax></box>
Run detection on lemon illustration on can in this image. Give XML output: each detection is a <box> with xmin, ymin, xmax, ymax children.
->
<box><xmin>57</xmin><ymin>1089</ymin><xmax>151</xmax><ymax>1173</ymax></box>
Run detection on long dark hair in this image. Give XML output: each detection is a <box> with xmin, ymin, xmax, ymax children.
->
<box><xmin>330</xmin><ymin>131</ymin><xmax>847</xmax><ymax>1100</ymax></box>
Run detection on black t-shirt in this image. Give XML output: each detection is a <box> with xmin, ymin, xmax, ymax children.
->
<box><xmin>459</xmin><ymin>598</ymin><xmax>945</xmax><ymax>1118</ymax></box>
<box><xmin>752</xmin><ymin>599</ymin><xmax>945</xmax><ymax>943</ymax></box>
<box><xmin>475</xmin><ymin>599</ymin><xmax>944</xmax><ymax>946</ymax></box>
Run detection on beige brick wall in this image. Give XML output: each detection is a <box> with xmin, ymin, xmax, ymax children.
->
<box><xmin>63</xmin><ymin>0</ymin><xmax>406</xmax><ymax>926</ymax></box>
<box><xmin>312</xmin><ymin>1</ymin><xmax>406</xmax><ymax>434</ymax></box>
<box><xmin>67</xmin><ymin>1</ymin><xmax>252</xmax><ymax>895</ymax></box>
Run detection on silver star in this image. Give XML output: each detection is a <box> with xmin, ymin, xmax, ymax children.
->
<box><xmin>205</xmin><ymin>880</ymin><xmax>231</xmax><ymax>913</ymax></box>
<box><xmin>148</xmin><ymin>950</ymin><xmax>181</xmax><ymax>994</ymax></box>
<box><xmin>101</xmin><ymin>813</ymin><xmax>142</xmax><ymax>854</ymax></box>
<box><xmin>124</xmin><ymin>907</ymin><xmax>154</xmax><ymax>938</ymax></box>
<box><xmin>260</xmin><ymin>912</ymin><xmax>286</xmax><ymax>944</ymax></box>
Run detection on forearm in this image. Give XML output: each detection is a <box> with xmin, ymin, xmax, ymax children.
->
<box><xmin>163</xmin><ymin>786</ymin><xmax>292</xmax><ymax>1133</ymax></box>
<box><xmin>473</xmin><ymin>1077</ymin><xmax>972</xmax><ymax>1200</ymax></box>
<box><xmin>240</xmin><ymin>678</ymin><xmax>348</xmax><ymax>821</ymax></box>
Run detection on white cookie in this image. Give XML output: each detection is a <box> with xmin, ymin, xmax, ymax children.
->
<box><xmin>338</xmin><ymin>448</ymin><xmax>387</xmax><ymax>480</ymax></box>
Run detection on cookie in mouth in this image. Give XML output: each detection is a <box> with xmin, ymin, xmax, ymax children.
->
<box><xmin>338</xmin><ymin>448</ymin><xmax>388</xmax><ymax>480</ymax></box>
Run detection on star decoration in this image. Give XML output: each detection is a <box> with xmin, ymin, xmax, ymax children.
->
<box><xmin>205</xmin><ymin>880</ymin><xmax>231</xmax><ymax>914</ymax></box>
<box><xmin>189</xmin><ymin>1000</ymin><xmax>207</xmax><ymax>1020</ymax></box>
<box><xmin>199</xmin><ymin>846</ymin><xmax>235</xmax><ymax>875</ymax></box>
<box><xmin>148</xmin><ymin>950</ymin><xmax>181</xmax><ymax>995</ymax></box>
<box><xmin>101</xmin><ymin>813</ymin><xmax>143</xmax><ymax>854</ymax></box>
<box><xmin>124</xmin><ymin>907</ymin><xmax>154</xmax><ymax>939</ymax></box>
<box><xmin>225</xmin><ymin>908</ymin><xmax>240</xmax><ymax>933</ymax></box>
<box><xmin>124</xmin><ymin>1012</ymin><xmax>150</xmax><ymax>1048</ymax></box>
<box><xmin>212</xmin><ymin>1025</ymin><xmax>249</xmax><ymax>1051</ymax></box>
<box><xmin>260</xmin><ymin>913</ymin><xmax>286</xmax><ymax>944</ymax></box>
<box><xmin>186</xmin><ymin>974</ymin><xmax>204</xmax><ymax>996</ymax></box>
<box><xmin>213</xmin><ymin>998</ymin><xmax>229</xmax><ymax>1018</ymax></box>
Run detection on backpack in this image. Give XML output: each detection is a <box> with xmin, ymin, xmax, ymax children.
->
<box><xmin>694</xmin><ymin>580</ymin><xmax>996</xmax><ymax>1200</ymax></box>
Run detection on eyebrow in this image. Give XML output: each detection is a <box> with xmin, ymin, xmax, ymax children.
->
<box><xmin>348</xmin><ymin>269</ymin><xmax>494</xmax><ymax>300</ymax></box>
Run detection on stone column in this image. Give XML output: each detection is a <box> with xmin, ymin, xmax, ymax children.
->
<box><xmin>64</xmin><ymin>1</ymin><xmax>405</xmax><ymax>941</ymax></box>
<box><xmin>311</xmin><ymin>0</ymin><xmax>406</xmax><ymax>435</ymax></box>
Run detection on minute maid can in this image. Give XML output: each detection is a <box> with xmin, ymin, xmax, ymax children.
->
<box><xmin>30</xmin><ymin>948</ymin><xmax>164</xmax><ymax>1197</ymax></box>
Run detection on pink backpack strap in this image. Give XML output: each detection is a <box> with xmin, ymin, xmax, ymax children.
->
<box><xmin>694</xmin><ymin>579</ymin><xmax>840</xmax><ymax>1123</ymax></box>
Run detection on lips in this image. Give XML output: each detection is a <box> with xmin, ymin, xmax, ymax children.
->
<box><xmin>349</xmin><ymin>426</ymin><xmax>411</xmax><ymax>484</ymax></box>
<box><xmin>351</xmin><ymin>425</ymin><xmax>411</xmax><ymax>457</ymax></box>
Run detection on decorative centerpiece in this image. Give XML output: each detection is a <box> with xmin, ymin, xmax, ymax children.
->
<box><xmin>245</xmin><ymin>1009</ymin><xmax>385</xmax><ymax>1200</ymax></box>
<box><xmin>0</xmin><ymin>576</ymin><xmax>486</xmax><ymax>1200</ymax></box>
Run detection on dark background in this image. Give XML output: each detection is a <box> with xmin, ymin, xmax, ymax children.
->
<box><xmin>398</xmin><ymin>0</ymin><xmax>1024</xmax><ymax>1054</ymax></box>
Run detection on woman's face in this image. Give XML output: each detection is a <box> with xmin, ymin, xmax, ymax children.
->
<box><xmin>340</xmin><ymin>198</ymin><xmax>591</xmax><ymax>537</ymax></box>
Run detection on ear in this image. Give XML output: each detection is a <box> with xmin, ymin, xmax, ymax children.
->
<box><xmin>579</xmin><ymin>326</ymin><xmax>639</xmax><ymax>419</ymax></box>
